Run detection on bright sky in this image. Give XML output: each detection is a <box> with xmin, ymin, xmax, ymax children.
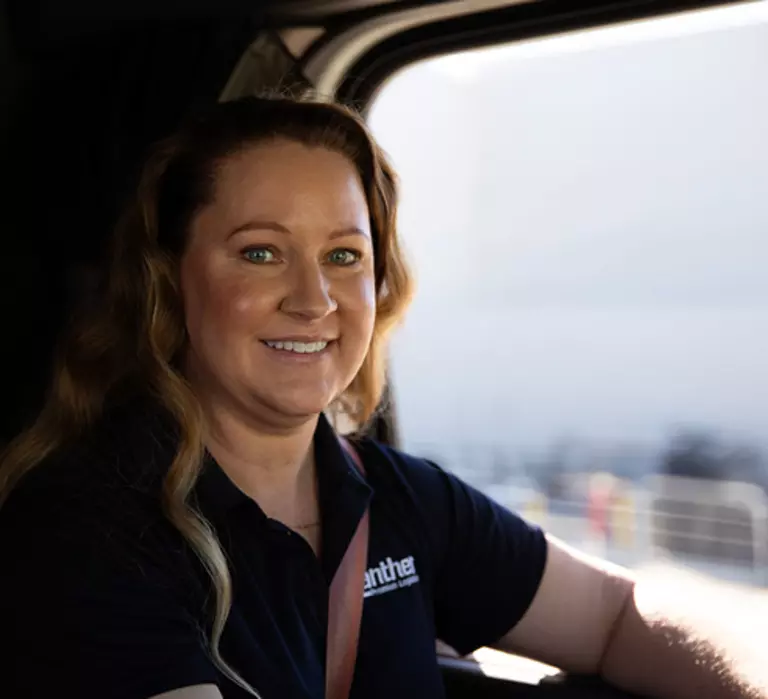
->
<box><xmin>369</xmin><ymin>2</ymin><xmax>768</xmax><ymax>464</ymax></box>
<box><xmin>432</xmin><ymin>1</ymin><xmax>768</xmax><ymax>78</ymax></box>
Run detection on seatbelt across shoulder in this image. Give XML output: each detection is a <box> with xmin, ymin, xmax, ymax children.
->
<box><xmin>325</xmin><ymin>438</ymin><xmax>369</xmax><ymax>699</ymax></box>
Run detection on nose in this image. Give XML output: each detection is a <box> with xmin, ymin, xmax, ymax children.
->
<box><xmin>279</xmin><ymin>258</ymin><xmax>338</xmax><ymax>321</ymax></box>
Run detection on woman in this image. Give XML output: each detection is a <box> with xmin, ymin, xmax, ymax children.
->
<box><xmin>0</xmin><ymin>96</ymin><xmax>760</xmax><ymax>699</ymax></box>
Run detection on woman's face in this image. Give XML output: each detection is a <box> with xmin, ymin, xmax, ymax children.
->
<box><xmin>179</xmin><ymin>138</ymin><xmax>376</xmax><ymax>424</ymax></box>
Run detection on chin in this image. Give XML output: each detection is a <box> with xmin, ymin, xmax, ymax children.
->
<box><xmin>274</xmin><ymin>402</ymin><xmax>329</xmax><ymax>420</ymax></box>
<box><xmin>255</xmin><ymin>389</ymin><xmax>335</xmax><ymax>422</ymax></box>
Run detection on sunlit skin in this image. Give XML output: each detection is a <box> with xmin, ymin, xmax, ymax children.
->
<box><xmin>179</xmin><ymin>139</ymin><xmax>377</xmax><ymax>435</ymax></box>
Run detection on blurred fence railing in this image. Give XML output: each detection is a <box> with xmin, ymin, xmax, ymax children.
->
<box><xmin>645</xmin><ymin>476</ymin><xmax>768</xmax><ymax>581</ymax></box>
<box><xmin>495</xmin><ymin>476</ymin><xmax>768</xmax><ymax>587</ymax></box>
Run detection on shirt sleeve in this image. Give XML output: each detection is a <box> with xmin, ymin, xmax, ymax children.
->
<box><xmin>0</xmin><ymin>479</ymin><xmax>219</xmax><ymax>699</ymax></box>
<box><xmin>385</xmin><ymin>450</ymin><xmax>548</xmax><ymax>656</ymax></box>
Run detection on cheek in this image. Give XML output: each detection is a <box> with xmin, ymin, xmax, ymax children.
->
<box><xmin>363</xmin><ymin>279</ymin><xmax>377</xmax><ymax>332</ymax></box>
<box><xmin>183</xmin><ymin>264</ymin><xmax>269</xmax><ymax>338</ymax></box>
<box><xmin>218</xmin><ymin>280</ymin><xmax>266</xmax><ymax>326</ymax></box>
<box><xmin>340</xmin><ymin>275</ymin><xmax>377</xmax><ymax>334</ymax></box>
<box><xmin>362</xmin><ymin>275</ymin><xmax>377</xmax><ymax>313</ymax></box>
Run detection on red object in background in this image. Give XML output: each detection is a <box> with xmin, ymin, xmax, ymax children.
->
<box><xmin>587</xmin><ymin>489</ymin><xmax>610</xmax><ymax>537</ymax></box>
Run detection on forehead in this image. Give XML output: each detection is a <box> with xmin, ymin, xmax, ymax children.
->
<box><xmin>208</xmin><ymin>138</ymin><xmax>370</xmax><ymax>227</ymax></box>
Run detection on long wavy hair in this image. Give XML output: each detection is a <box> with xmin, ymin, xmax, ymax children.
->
<box><xmin>0</xmin><ymin>95</ymin><xmax>413</xmax><ymax>695</ymax></box>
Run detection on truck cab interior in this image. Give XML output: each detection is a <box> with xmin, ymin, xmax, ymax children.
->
<box><xmin>1</xmin><ymin>0</ymin><xmax>762</xmax><ymax>697</ymax></box>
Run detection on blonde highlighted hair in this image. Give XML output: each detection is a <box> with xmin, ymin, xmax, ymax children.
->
<box><xmin>0</xmin><ymin>95</ymin><xmax>413</xmax><ymax>694</ymax></box>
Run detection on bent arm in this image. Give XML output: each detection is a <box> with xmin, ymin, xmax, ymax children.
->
<box><xmin>496</xmin><ymin>535</ymin><xmax>766</xmax><ymax>699</ymax></box>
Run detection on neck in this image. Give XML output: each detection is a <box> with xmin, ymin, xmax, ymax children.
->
<box><xmin>200</xmin><ymin>399</ymin><xmax>321</xmax><ymax>524</ymax></box>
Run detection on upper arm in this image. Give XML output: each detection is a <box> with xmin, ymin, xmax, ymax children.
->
<box><xmin>496</xmin><ymin>534</ymin><xmax>635</xmax><ymax>674</ymax></box>
<box><xmin>150</xmin><ymin>685</ymin><xmax>223</xmax><ymax>699</ymax></box>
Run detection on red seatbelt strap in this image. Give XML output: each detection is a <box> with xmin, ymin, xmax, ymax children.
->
<box><xmin>326</xmin><ymin>438</ymin><xmax>369</xmax><ymax>699</ymax></box>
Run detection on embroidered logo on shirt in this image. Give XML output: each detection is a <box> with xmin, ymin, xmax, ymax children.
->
<box><xmin>363</xmin><ymin>555</ymin><xmax>420</xmax><ymax>598</ymax></box>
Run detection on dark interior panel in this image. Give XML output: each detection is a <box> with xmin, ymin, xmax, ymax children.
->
<box><xmin>0</xmin><ymin>3</ymin><xmax>261</xmax><ymax>440</ymax></box>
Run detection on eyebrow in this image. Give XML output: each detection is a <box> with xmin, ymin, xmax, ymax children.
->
<box><xmin>227</xmin><ymin>220</ymin><xmax>369</xmax><ymax>241</ymax></box>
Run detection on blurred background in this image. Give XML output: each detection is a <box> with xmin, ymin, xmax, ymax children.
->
<box><xmin>367</xmin><ymin>1</ymin><xmax>768</xmax><ymax>647</ymax></box>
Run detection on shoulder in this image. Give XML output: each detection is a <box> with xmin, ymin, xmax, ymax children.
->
<box><xmin>351</xmin><ymin>436</ymin><xmax>496</xmax><ymax>540</ymax></box>
<box><xmin>354</xmin><ymin>436</ymin><xmax>547</xmax><ymax>565</ymax></box>
<box><xmin>353</xmin><ymin>436</ymin><xmax>455</xmax><ymax>503</ymax></box>
<box><xmin>0</xmin><ymin>400</ymin><xmax>186</xmax><ymax>582</ymax></box>
<box><xmin>3</xmin><ymin>399</ymin><xmax>172</xmax><ymax>509</ymax></box>
<box><xmin>354</xmin><ymin>436</ymin><xmax>510</xmax><ymax>509</ymax></box>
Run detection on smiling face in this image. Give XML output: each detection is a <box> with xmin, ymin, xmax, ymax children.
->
<box><xmin>179</xmin><ymin>138</ymin><xmax>377</xmax><ymax>426</ymax></box>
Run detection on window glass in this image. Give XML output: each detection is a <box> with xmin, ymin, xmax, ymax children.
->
<box><xmin>369</xmin><ymin>2</ymin><xmax>768</xmax><ymax>616</ymax></box>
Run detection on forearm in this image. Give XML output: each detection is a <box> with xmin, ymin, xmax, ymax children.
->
<box><xmin>599</xmin><ymin>583</ymin><xmax>766</xmax><ymax>699</ymax></box>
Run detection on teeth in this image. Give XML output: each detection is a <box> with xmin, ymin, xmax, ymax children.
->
<box><xmin>264</xmin><ymin>340</ymin><xmax>329</xmax><ymax>354</ymax></box>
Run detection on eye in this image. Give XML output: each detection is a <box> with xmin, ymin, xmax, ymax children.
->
<box><xmin>242</xmin><ymin>247</ymin><xmax>279</xmax><ymax>264</ymax></box>
<box><xmin>327</xmin><ymin>248</ymin><xmax>361</xmax><ymax>266</ymax></box>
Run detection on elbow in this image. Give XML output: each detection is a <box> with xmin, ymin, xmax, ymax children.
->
<box><xmin>597</xmin><ymin>579</ymin><xmax>638</xmax><ymax>682</ymax></box>
<box><xmin>597</xmin><ymin>580</ymin><xmax>649</xmax><ymax>686</ymax></box>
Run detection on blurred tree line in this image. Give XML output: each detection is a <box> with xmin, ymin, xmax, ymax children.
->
<box><xmin>661</xmin><ymin>431</ymin><xmax>768</xmax><ymax>491</ymax></box>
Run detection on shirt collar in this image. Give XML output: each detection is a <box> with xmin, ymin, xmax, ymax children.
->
<box><xmin>103</xmin><ymin>398</ymin><xmax>374</xmax><ymax>569</ymax></box>
<box><xmin>194</xmin><ymin>413</ymin><xmax>372</xmax><ymax>516</ymax></box>
<box><xmin>314</xmin><ymin>411</ymin><xmax>370</xmax><ymax>491</ymax></box>
<box><xmin>195</xmin><ymin>413</ymin><xmax>372</xmax><ymax>580</ymax></box>
<box><xmin>315</xmin><ymin>414</ymin><xmax>372</xmax><ymax>579</ymax></box>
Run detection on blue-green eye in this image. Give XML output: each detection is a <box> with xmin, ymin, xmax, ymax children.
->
<box><xmin>328</xmin><ymin>249</ymin><xmax>361</xmax><ymax>266</ymax></box>
<box><xmin>242</xmin><ymin>247</ymin><xmax>277</xmax><ymax>264</ymax></box>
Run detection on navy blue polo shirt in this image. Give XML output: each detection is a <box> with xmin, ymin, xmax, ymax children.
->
<box><xmin>0</xmin><ymin>402</ymin><xmax>547</xmax><ymax>699</ymax></box>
